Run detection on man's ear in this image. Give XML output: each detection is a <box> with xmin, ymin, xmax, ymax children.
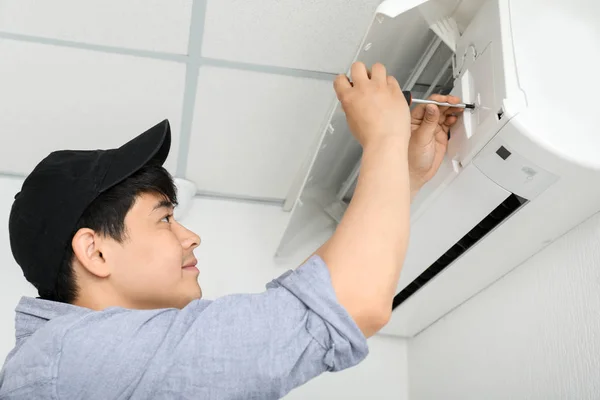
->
<box><xmin>71</xmin><ymin>228</ymin><xmax>110</xmax><ymax>278</ymax></box>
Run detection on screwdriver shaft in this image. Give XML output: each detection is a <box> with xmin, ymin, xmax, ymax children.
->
<box><xmin>411</xmin><ymin>98</ymin><xmax>474</xmax><ymax>109</ymax></box>
<box><xmin>402</xmin><ymin>90</ymin><xmax>475</xmax><ymax>109</ymax></box>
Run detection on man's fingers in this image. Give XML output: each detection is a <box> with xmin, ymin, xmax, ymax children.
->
<box><xmin>444</xmin><ymin>115</ymin><xmax>458</xmax><ymax>127</ymax></box>
<box><xmin>428</xmin><ymin>94</ymin><xmax>467</xmax><ymax>112</ymax></box>
<box><xmin>448</xmin><ymin>107</ymin><xmax>465</xmax><ymax>115</ymax></box>
<box><xmin>444</xmin><ymin>95</ymin><xmax>465</xmax><ymax>115</ymax></box>
<box><xmin>446</xmin><ymin>95</ymin><xmax>461</xmax><ymax>104</ymax></box>
<box><xmin>423</xmin><ymin>104</ymin><xmax>440</xmax><ymax>125</ymax></box>
<box><xmin>387</xmin><ymin>75</ymin><xmax>401</xmax><ymax>93</ymax></box>
<box><xmin>347</xmin><ymin>62</ymin><xmax>396</xmax><ymax>87</ymax></box>
<box><xmin>429</xmin><ymin>94</ymin><xmax>464</xmax><ymax>113</ymax></box>
<box><xmin>334</xmin><ymin>74</ymin><xmax>352</xmax><ymax>97</ymax></box>
<box><xmin>371</xmin><ymin>63</ymin><xmax>387</xmax><ymax>84</ymax></box>
<box><xmin>350</xmin><ymin>62</ymin><xmax>369</xmax><ymax>84</ymax></box>
<box><xmin>428</xmin><ymin>94</ymin><xmax>460</xmax><ymax>104</ymax></box>
<box><xmin>412</xmin><ymin>104</ymin><xmax>440</xmax><ymax>146</ymax></box>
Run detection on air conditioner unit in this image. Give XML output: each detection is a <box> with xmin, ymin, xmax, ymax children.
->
<box><xmin>276</xmin><ymin>0</ymin><xmax>600</xmax><ymax>337</ymax></box>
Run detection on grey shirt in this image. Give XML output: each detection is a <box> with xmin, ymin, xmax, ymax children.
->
<box><xmin>0</xmin><ymin>255</ymin><xmax>368</xmax><ymax>399</ymax></box>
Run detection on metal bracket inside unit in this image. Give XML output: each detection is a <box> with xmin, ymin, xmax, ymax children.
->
<box><xmin>324</xmin><ymin>201</ymin><xmax>348</xmax><ymax>224</ymax></box>
<box><xmin>334</xmin><ymin>41</ymin><xmax>457</xmax><ymax>208</ymax></box>
<box><xmin>337</xmin><ymin>160</ymin><xmax>361</xmax><ymax>201</ymax></box>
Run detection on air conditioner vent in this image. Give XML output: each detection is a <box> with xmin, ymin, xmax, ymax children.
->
<box><xmin>392</xmin><ymin>193</ymin><xmax>528</xmax><ymax>309</ymax></box>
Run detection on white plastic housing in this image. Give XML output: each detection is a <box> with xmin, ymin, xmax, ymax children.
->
<box><xmin>278</xmin><ymin>0</ymin><xmax>600</xmax><ymax>337</ymax></box>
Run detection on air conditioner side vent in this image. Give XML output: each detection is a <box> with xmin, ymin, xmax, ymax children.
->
<box><xmin>392</xmin><ymin>193</ymin><xmax>528</xmax><ymax>310</ymax></box>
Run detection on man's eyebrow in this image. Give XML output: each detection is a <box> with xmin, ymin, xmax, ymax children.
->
<box><xmin>152</xmin><ymin>199</ymin><xmax>174</xmax><ymax>212</ymax></box>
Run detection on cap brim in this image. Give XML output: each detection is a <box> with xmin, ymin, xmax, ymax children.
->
<box><xmin>100</xmin><ymin>119</ymin><xmax>171</xmax><ymax>192</ymax></box>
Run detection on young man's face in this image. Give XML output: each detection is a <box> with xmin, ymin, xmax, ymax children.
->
<box><xmin>102</xmin><ymin>192</ymin><xmax>202</xmax><ymax>309</ymax></box>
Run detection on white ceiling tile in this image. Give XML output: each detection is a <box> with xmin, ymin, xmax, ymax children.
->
<box><xmin>0</xmin><ymin>0</ymin><xmax>192</xmax><ymax>53</ymax></box>
<box><xmin>0</xmin><ymin>40</ymin><xmax>185</xmax><ymax>176</ymax></box>
<box><xmin>187</xmin><ymin>66</ymin><xmax>334</xmax><ymax>199</ymax></box>
<box><xmin>202</xmin><ymin>0</ymin><xmax>382</xmax><ymax>73</ymax></box>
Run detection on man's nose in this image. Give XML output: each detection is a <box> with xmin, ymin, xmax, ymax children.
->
<box><xmin>175</xmin><ymin>222</ymin><xmax>201</xmax><ymax>250</ymax></box>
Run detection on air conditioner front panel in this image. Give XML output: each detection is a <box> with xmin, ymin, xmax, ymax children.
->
<box><xmin>382</xmin><ymin>108</ymin><xmax>600</xmax><ymax>336</ymax></box>
<box><xmin>473</xmin><ymin>134</ymin><xmax>559</xmax><ymax>200</ymax></box>
<box><xmin>506</xmin><ymin>0</ymin><xmax>600</xmax><ymax>171</ymax></box>
<box><xmin>397</xmin><ymin>163</ymin><xmax>510</xmax><ymax>292</ymax></box>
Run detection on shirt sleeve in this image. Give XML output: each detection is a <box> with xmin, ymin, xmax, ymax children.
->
<box><xmin>56</xmin><ymin>255</ymin><xmax>369</xmax><ymax>400</ymax></box>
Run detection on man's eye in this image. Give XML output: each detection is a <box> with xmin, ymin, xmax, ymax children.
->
<box><xmin>161</xmin><ymin>214</ymin><xmax>173</xmax><ymax>223</ymax></box>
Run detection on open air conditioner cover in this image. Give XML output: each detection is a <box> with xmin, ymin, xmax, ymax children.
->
<box><xmin>277</xmin><ymin>0</ymin><xmax>600</xmax><ymax>337</ymax></box>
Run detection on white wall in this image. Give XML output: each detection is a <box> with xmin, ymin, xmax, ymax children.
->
<box><xmin>408</xmin><ymin>211</ymin><xmax>600</xmax><ymax>400</ymax></box>
<box><xmin>0</xmin><ymin>176</ymin><xmax>407</xmax><ymax>399</ymax></box>
<box><xmin>286</xmin><ymin>335</ymin><xmax>408</xmax><ymax>400</ymax></box>
<box><xmin>0</xmin><ymin>177</ymin><xmax>38</xmax><ymax>360</ymax></box>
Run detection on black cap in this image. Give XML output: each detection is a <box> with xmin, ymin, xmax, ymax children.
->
<box><xmin>9</xmin><ymin>119</ymin><xmax>172</xmax><ymax>293</ymax></box>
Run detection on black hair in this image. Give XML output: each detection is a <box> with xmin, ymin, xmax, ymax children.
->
<box><xmin>38</xmin><ymin>163</ymin><xmax>178</xmax><ymax>303</ymax></box>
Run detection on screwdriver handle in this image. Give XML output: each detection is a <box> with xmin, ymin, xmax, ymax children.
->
<box><xmin>402</xmin><ymin>90</ymin><xmax>412</xmax><ymax>106</ymax></box>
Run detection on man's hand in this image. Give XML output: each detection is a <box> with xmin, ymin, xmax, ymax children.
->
<box><xmin>408</xmin><ymin>94</ymin><xmax>464</xmax><ymax>195</ymax></box>
<box><xmin>334</xmin><ymin>62</ymin><xmax>411</xmax><ymax>149</ymax></box>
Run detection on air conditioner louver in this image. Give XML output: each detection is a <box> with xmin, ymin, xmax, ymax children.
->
<box><xmin>392</xmin><ymin>193</ymin><xmax>527</xmax><ymax>309</ymax></box>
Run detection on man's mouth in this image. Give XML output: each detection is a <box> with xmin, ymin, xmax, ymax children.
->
<box><xmin>182</xmin><ymin>260</ymin><xmax>199</xmax><ymax>272</ymax></box>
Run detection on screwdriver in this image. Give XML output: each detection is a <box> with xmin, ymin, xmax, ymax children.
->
<box><xmin>403</xmin><ymin>91</ymin><xmax>475</xmax><ymax>109</ymax></box>
<box><xmin>347</xmin><ymin>80</ymin><xmax>474</xmax><ymax>109</ymax></box>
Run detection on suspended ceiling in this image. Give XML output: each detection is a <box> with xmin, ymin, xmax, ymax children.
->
<box><xmin>0</xmin><ymin>0</ymin><xmax>450</xmax><ymax>203</ymax></box>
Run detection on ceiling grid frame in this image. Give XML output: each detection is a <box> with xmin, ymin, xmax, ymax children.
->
<box><xmin>0</xmin><ymin>0</ymin><xmax>342</xmax><ymax>205</ymax></box>
<box><xmin>176</xmin><ymin>0</ymin><xmax>208</xmax><ymax>177</ymax></box>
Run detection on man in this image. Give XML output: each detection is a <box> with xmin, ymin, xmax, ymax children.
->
<box><xmin>0</xmin><ymin>62</ymin><xmax>462</xmax><ymax>399</ymax></box>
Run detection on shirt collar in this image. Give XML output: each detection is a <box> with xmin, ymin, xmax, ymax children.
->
<box><xmin>14</xmin><ymin>296</ymin><xmax>88</xmax><ymax>338</ymax></box>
